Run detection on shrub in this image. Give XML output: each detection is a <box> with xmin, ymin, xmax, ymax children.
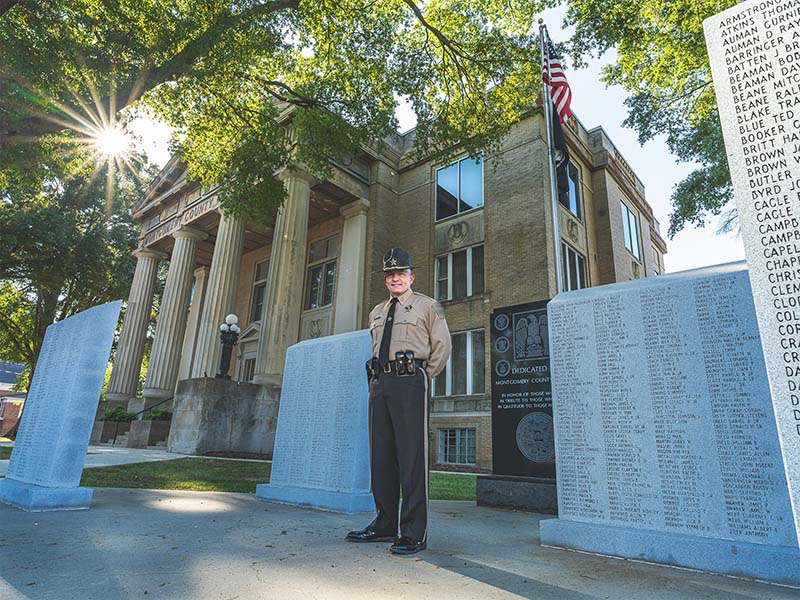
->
<box><xmin>102</xmin><ymin>406</ymin><xmax>135</xmax><ymax>422</ymax></box>
<box><xmin>146</xmin><ymin>407</ymin><xmax>173</xmax><ymax>421</ymax></box>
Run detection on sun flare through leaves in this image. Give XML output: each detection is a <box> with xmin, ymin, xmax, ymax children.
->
<box><xmin>3</xmin><ymin>68</ymin><xmax>149</xmax><ymax>214</ymax></box>
<box><xmin>92</xmin><ymin>124</ymin><xmax>130</xmax><ymax>158</ymax></box>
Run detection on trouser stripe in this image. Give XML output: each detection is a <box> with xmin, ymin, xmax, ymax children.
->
<box><xmin>422</xmin><ymin>370</ymin><xmax>429</xmax><ymax>543</ymax></box>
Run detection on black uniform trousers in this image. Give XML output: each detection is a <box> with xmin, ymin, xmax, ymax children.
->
<box><xmin>368</xmin><ymin>368</ymin><xmax>429</xmax><ymax>543</ymax></box>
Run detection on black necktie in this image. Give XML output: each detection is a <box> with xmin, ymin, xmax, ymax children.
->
<box><xmin>378</xmin><ymin>298</ymin><xmax>399</xmax><ymax>366</ymax></box>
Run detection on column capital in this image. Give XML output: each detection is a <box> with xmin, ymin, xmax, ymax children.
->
<box><xmin>340</xmin><ymin>197</ymin><xmax>370</xmax><ymax>219</ymax></box>
<box><xmin>172</xmin><ymin>226</ymin><xmax>208</xmax><ymax>242</ymax></box>
<box><xmin>277</xmin><ymin>167</ymin><xmax>317</xmax><ymax>186</ymax></box>
<box><xmin>133</xmin><ymin>247</ymin><xmax>168</xmax><ymax>261</ymax></box>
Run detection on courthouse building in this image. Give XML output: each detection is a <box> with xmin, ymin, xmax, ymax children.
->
<box><xmin>102</xmin><ymin>109</ymin><xmax>667</xmax><ymax>472</ymax></box>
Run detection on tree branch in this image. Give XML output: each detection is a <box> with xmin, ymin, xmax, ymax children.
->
<box><xmin>254</xmin><ymin>77</ymin><xmax>319</xmax><ymax>109</ymax></box>
<box><xmin>0</xmin><ymin>0</ymin><xmax>21</xmax><ymax>19</ymax></box>
<box><xmin>401</xmin><ymin>0</ymin><xmax>490</xmax><ymax>76</ymax></box>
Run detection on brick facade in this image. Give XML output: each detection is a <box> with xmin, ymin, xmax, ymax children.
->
<box><xmin>0</xmin><ymin>398</ymin><xmax>23</xmax><ymax>438</ymax></box>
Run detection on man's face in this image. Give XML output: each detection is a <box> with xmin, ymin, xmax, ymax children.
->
<box><xmin>385</xmin><ymin>269</ymin><xmax>414</xmax><ymax>297</ymax></box>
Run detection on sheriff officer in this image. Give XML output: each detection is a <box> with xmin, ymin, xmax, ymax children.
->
<box><xmin>346</xmin><ymin>248</ymin><xmax>451</xmax><ymax>556</ymax></box>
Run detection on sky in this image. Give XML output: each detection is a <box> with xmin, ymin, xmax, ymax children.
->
<box><xmin>129</xmin><ymin>6</ymin><xmax>745</xmax><ymax>275</ymax></box>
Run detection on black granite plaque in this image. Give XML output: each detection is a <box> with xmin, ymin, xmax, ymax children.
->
<box><xmin>490</xmin><ymin>299</ymin><xmax>555</xmax><ymax>478</ymax></box>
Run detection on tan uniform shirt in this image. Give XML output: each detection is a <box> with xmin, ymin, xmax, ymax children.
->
<box><xmin>368</xmin><ymin>288</ymin><xmax>451</xmax><ymax>378</ymax></box>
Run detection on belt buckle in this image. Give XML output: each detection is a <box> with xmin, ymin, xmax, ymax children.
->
<box><xmin>383</xmin><ymin>364</ymin><xmax>391</xmax><ymax>373</ymax></box>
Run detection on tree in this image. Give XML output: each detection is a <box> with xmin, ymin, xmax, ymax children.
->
<box><xmin>0</xmin><ymin>138</ymin><xmax>147</xmax><ymax>381</ymax></box>
<box><xmin>560</xmin><ymin>0</ymin><xmax>737</xmax><ymax>237</ymax></box>
<box><xmin>1</xmin><ymin>0</ymin><xmax>558</xmax><ymax>221</ymax></box>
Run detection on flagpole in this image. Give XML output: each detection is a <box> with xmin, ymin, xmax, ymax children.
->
<box><xmin>539</xmin><ymin>19</ymin><xmax>564</xmax><ymax>296</ymax></box>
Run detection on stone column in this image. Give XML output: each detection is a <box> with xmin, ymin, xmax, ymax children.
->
<box><xmin>135</xmin><ymin>227</ymin><xmax>207</xmax><ymax>414</ymax></box>
<box><xmin>333</xmin><ymin>198</ymin><xmax>370</xmax><ymax>333</ymax></box>
<box><xmin>253</xmin><ymin>171</ymin><xmax>312</xmax><ymax>386</ymax></box>
<box><xmin>191</xmin><ymin>212</ymin><xmax>245</xmax><ymax>379</ymax></box>
<box><xmin>106</xmin><ymin>248</ymin><xmax>164</xmax><ymax>409</ymax></box>
<box><xmin>177</xmin><ymin>266</ymin><xmax>209</xmax><ymax>382</ymax></box>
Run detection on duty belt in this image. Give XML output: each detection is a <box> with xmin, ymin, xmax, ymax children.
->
<box><xmin>366</xmin><ymin>352</ymin><xmax>427</xmax><ymax>380</ymax></box>
<box><xmin>381</xmin><ymin>358</ymin><xmax>427</xmax><ymax>375</ymax></box>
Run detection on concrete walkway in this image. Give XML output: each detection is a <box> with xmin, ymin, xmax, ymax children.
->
<box><xmin>0</xmin><ymin>445</ymin><xmax>185</xmax><ymax>477</ymax></box>
<box><xmin>0</xmin><ymin>488</ymin><xmax>797</xmax><ymax>600</ymax></box>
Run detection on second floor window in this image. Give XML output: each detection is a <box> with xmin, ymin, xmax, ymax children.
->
<box><xmin>435</xmin><ymin>244</ymin><xmax>484</xmax><ymax>301</ymax></box>
<box><xmin>621</xmin><ymin>200</ymin><xmax>641</xmax><ymax>260</ymax></box>
<box><xmin>433</xmin><ymin>329</ymin><xmax>485</xmax><ymax>397</ymax></box>
<box><xmin>436</xmin><ymin>155</ymin><xmax>483</xmax><ymax>220</ymax></box>
<box><xmin>249</xmin><ymin>259</ymin><xmax>270</xmax><ymax>323</ymax></box>
<box><xmin>305</xmin><ymin>236</ymin><xmax>339</xmax><ymax>310</ymax></box>
<box><xmin>561</xmin><ymin>162</ymin><xmax>582</xmax><ymax>220</ymax></box>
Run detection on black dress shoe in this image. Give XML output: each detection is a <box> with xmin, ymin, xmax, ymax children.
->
<box><xmin>390</xmin><ymin>537</ymin><xmax>426</xmax><ymax>555</ymax></box>
<box><xmin>345</xmin><ymin>526</ymin><xmax>396</xmax><ymax>543</ymax></box>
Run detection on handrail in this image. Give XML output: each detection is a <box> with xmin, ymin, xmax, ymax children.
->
<box><xmin>130</xmin><ymin>396</ymin><xmax>172</xmax><ymax>419</ymax></box>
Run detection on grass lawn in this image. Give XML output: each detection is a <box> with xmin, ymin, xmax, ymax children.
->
<box><xmin>430</xmin><ymin>471</ymin><xmax>477</xmax><ymax>501</ymax></box>
<box><xmin>0</xmin><ymin>447</ymin><xmax>11</xmax><ymax>459</ymax></box>
<box><xmin>81</xmin><ymin>458</ymin><xmax>271</xmax><ymax>494</ymax></box>
<box><xmin>79</xmin><ymin>458</ymin><xmax>477</xmax><ymax>500</ymax></box>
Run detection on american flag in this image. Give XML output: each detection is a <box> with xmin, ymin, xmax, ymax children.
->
<box><xmin>542</xmin><ymin>29</ymin><xmax>572</xmax><ymax>124</ymax></box>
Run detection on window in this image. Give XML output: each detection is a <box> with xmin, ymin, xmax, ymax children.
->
<box><xmin>652</xmin><ymin>247</ymin><xmax>664</xmax><ymax>275</ymax></box>
<box><xmin>562</xmin><ymin>242</ymin><xmax>587</xmax><ymax>292</ymax></box>
<box><xmin>437</xmin><ymin>428</ymin><xmax>476</xmax><ymax>465</ymax></box>
<box><xmin>561</xmin><ymin>162</ymin><xmax>582</xmax><ymax>220</ymax></box>
<box><xmin>249</xmin><ymin>259</ymin><xmax>270</xmax><ymax>323</ymax></box>
<box><xmin>240</xmin><ymin>357</ymin><xmax>256</xmax><ymax>383</ymax></box>
<box><xmin>0</xmin><ymin>401</ymin><xmax>4</xmax><ymax>420</ymax></box>
<box><xmin>305</xmin><ymin>236</ymin><xmax>338</xmax><ymax>310</ymax></box>
<box><xmin>433</xmin><ymin>329</ymin><xmax>485</xmax><ymax>396</ymax></box>
<box><xmin>436</xmin><ymin>155</ymin><xmax>483</xmax><ymax>220</ymax></box>
<box><xmin>621</xmin><ymin>201</ymin><xmax>641</xmax><ymax>260</ymax></box>
<box><xmin>435</xmin><ymin>245</ymin><xmax>484</xmax><ymax>301</ymax></box>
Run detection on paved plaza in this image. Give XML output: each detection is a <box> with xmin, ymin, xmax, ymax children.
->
<box><xmin>1</xmin><ymin>486</ymin><xmax>798</xmax><ymax>600</ymax></box>
<box><xmin>0</xmin><ymin>444</ymin><xmax>185</xmax><ymax>478</ymax></box>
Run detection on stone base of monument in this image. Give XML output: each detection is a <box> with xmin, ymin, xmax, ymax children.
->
<box><xmin>540</xmin><ymin>519</ymin><xmax>800</xmax><ymax>587</ymax></box>
<box><xmin>255</xmin><ymin>483</ymin><xmax>374</xmax><ymax>514</ymax></box>
<box><xmin>0</xmin><ymin>477</ymin><xmax>93</xmax><ymax>512</ymax></box>
<box><xmin>127</xmin><ymin>419</ymin><xmax>171</xmax><ymax>448</ymax></box>
<box><xmin>168</xmin><ymin>378</ymin><xmax>279</xmax><ymax>456</ymax></box>
<box><xmin>476</xmin><ymin>475</ymin><xmax>557</xmax><ymax>514</ymax></box>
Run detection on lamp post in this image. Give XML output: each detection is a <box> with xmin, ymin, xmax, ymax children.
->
<box><xmin>216</xmin><ymin>313</ymin><xmax>241</xmax><ymax>379</ymax></box>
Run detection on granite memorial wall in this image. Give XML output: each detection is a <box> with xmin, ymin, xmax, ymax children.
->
<box><xmin>0</xmin><ymin>301</ymin><xmax>122</xmax><ymax>511</ymax></box>
<box><xmin>539</xmin><ymin>264</ymin><xmax>800</xmax><ymax>585</ymax></box>
<box><xmin>705</xmin><ymin>0</ymin><xmax>800</xmax><ymax>542</ymax></box>
<box><xmin>256</xmin><ymin>330</ymin><xmax>374</xmax><ymax>513</ymax></box>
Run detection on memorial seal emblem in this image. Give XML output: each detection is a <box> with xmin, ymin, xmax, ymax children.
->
<box><xmin>493</xmin><ymin>314</ymin><xmax>509</xmax><ymax>331</ymax></box>
<box><xmin>515</xmin><ymin>411</ymin><xmax>555</xmax><ymax>462</ymax></box>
